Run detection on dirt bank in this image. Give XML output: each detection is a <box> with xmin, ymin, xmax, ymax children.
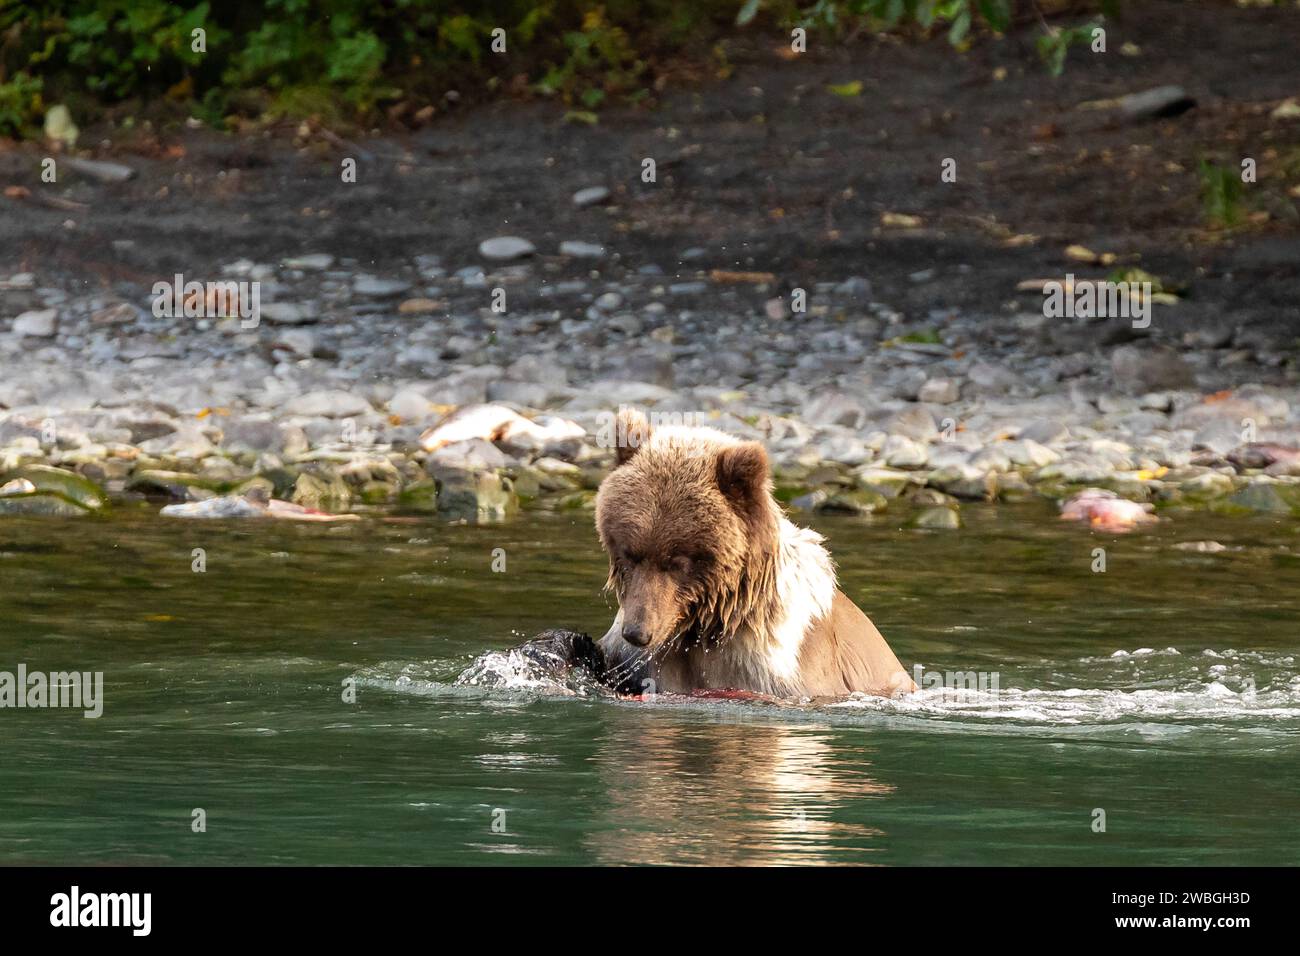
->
<box><xmin>1</xmin><ymin>0</ymin><xmax>1298</xmax><ymax>351</ymax></box>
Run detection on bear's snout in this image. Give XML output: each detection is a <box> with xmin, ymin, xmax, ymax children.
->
<box><xmin>617</xmin><ymin>567</ymin><xmax>682</xmax><ymax>650</ymax></box>
<box><xmin>620</xmin><ymin>622</ymin><xmax>649</xmax><ymax>647</ymax></box>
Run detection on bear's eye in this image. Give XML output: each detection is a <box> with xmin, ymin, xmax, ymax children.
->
<box><xmin>621</xmin><ymin>550</ymin><xmax>644</xmax><ymax>566</ymax></box>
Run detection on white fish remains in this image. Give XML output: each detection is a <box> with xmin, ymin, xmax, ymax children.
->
<box><xmin>418</xmin><ymin>403</ymin><xmax>584</xmax><ymax>453</ymax></box>
<box><xmin>160</xmin><ymin>495</ymin><xmax>360</xmax><ymax>522</ymax></box>
<box><xmin>1059</xmin><ymin>487</ymin><xmax>1157</xmax><ymax>532</ymax></box>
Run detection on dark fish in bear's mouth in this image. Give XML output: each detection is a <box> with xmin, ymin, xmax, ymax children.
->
<box><xmin>456</xmin><ymin>630</ymin><xmax>806</xmax><ymax>705</ymax></box>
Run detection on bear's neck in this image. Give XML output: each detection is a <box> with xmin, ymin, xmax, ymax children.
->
<box><xmin>691</xmin><ymin>516</ymin><xmax>837</xmax><ymax>660</ymax></box>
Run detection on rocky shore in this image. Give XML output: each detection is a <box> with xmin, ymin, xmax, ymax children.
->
<box><xmin>2</xmin><ymin>248</ymin><xmax>1299</xmax><ymax>527</ymax></box>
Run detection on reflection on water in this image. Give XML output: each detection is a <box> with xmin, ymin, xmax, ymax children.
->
<box><xmin>1</xmin><ymin>505</ymin><xmax>1298</xmax><ymax>865</ymax></box>
<box><xmin>586</xmin><ymin>720</ymin><xmax>891</xmax><ymax>866</ymax></box>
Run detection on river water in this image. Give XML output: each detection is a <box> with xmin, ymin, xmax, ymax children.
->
<box><xmin>1</xmin><ymin>505</ymin><xmax>1296</xmax><ymax>865</ymax></box>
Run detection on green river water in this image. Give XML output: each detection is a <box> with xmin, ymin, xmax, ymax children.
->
<box><xmin>1</xmin><ymin>505</ymin><xmax>1297</xmax><ymax>865</ymax></box>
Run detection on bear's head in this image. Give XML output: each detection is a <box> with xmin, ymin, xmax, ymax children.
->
<box><xmin>594</xmin><ymin>408</ymin><xmax>781</xmax><ymax>651</ymax></box>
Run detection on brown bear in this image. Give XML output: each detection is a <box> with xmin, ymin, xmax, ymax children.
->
<box><xmin>589</xmin><ymin>408</ymin><xmax>915</xmax><ymax>699</ymax></box>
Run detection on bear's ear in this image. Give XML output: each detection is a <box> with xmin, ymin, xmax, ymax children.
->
<box><xmin>715</xmin><ymin>442</ymin><xmax>770</xmax><ymax>515</ymax></box>
<box><xmin>615</xmin><ymin>407</ymin><xmax>652</xmax><ymax>467</ymax></box>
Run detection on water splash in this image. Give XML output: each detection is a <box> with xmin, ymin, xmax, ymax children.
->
<box><xmin>454</xmin><ymin>646</ymin><xmax>613</xmax><ymax>697</ymax></box>
<box><xmin>831</xmin><ymin>680</ymin><xmax>1300</xmax><ymax>727</ymax></box>
<box><xmin>355</xmin><ymin>646</ymin><xmax>614</xmax><ymax>700</ymax></box>
<box><xmin>836</xmin><ymin>646</ymin><xmax>1300</xmax><ymax>731</ymax></box>
<box><xmin>356</xmin><ymin>644</ymin><xmax>1300</xmax><ymax>737</ymax></box>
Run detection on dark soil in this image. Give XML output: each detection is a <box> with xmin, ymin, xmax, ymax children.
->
<box><xmin>3</xmin><ymin>0</ymin><xmax>1299</xmax><ymax>349</ymax></box>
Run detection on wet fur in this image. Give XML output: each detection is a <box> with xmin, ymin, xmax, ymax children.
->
<box><xmin>594</xmin><ymin>410</ymin><xmax>915</xmax><ymax>699</ymax></box>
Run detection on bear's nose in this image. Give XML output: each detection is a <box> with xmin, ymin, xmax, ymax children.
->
<box><xmin>622</xmin><ymin>623</ymin><xmax>648</xmax><ymax>647</ymax></box>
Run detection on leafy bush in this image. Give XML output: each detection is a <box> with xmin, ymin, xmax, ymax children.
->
<box><xmin>742</xmin><ymin>0</ymin><xmax>1119</xmax><ymax>67</ymax></box>
<box><xmin>1199</xmin><ymin>160</ymin><xmax>1244</xmax><ymax>228</ymax></box>
<box><xmin>4</xmin><ymin>2</ymin><xmax>220</xmax><ymax>98</ymax></box>
<box><xmin>744</xmin><ymin>0</ymin><xmax>1015</xmax><ymax>42</ymax></box>
<box><xmin>0</xmin><ymin>71</ymin><xmax>44</xmax><ymax>137</ymax></box>
<box><xmin>536</xmin><ymin>7</ymin><xmax>646</xmax><ymax>108</ymax></box>
<box><xmin>0</xmin><ymin>0</ymin><xmax>1117</xmax><ymax>138</ymax></box>
<box><xmin>1035</xmin><ymin>17</ymin><xmax>1104</xmax><ymax>76</ymax></box>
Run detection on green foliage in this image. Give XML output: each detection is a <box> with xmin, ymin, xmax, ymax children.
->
<box><xmin>743</xmin><ymin>0</ymin><xmax>1110</xmax><ymax>66</ymax></box>
<box><xmin>3</xmin><ymin>1</ymin><xmax>733</xmax><ymax>129</ymax></box>
<box><xmin>1199</xmin><ymin>160</ymin><xmax>1243</xmax><ymax>228</ymax></box>
<box><xmin>756</xmin><ymin>0</ymin><xmax>1014</xmax><ymax>39</ymax></box>
<box><xmin>225</xmin><ymin>3</ymin><xmax>393</xmax><ymax>109</ymax></box>
<box><xmin>6</xmin><ymin>1</ymin><xmax>223</xmax><ymax>99</ymax></box>
<box><xmin>0</xmin><ymin>0</ymin><xmax>1118</xmax><ymax>138</ymax></box>
<box><xmin>535</xmin><ymin>8</ymin><xmax>646</xmax><ymax>108</ymax></box>
<box><xmin>1035</xmin><ymin>17</ymin><xmax>1102</xmax><ymax>76</ymax></box>
<box><xmin>0</xmin><ymin>71</ymin><xmax>44</xmax><ymax>137</ymax></box>
<box><xmin>438</xmin><ymin>14</ymin><xmax>486</xmax><ymax>64</ymax></box>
